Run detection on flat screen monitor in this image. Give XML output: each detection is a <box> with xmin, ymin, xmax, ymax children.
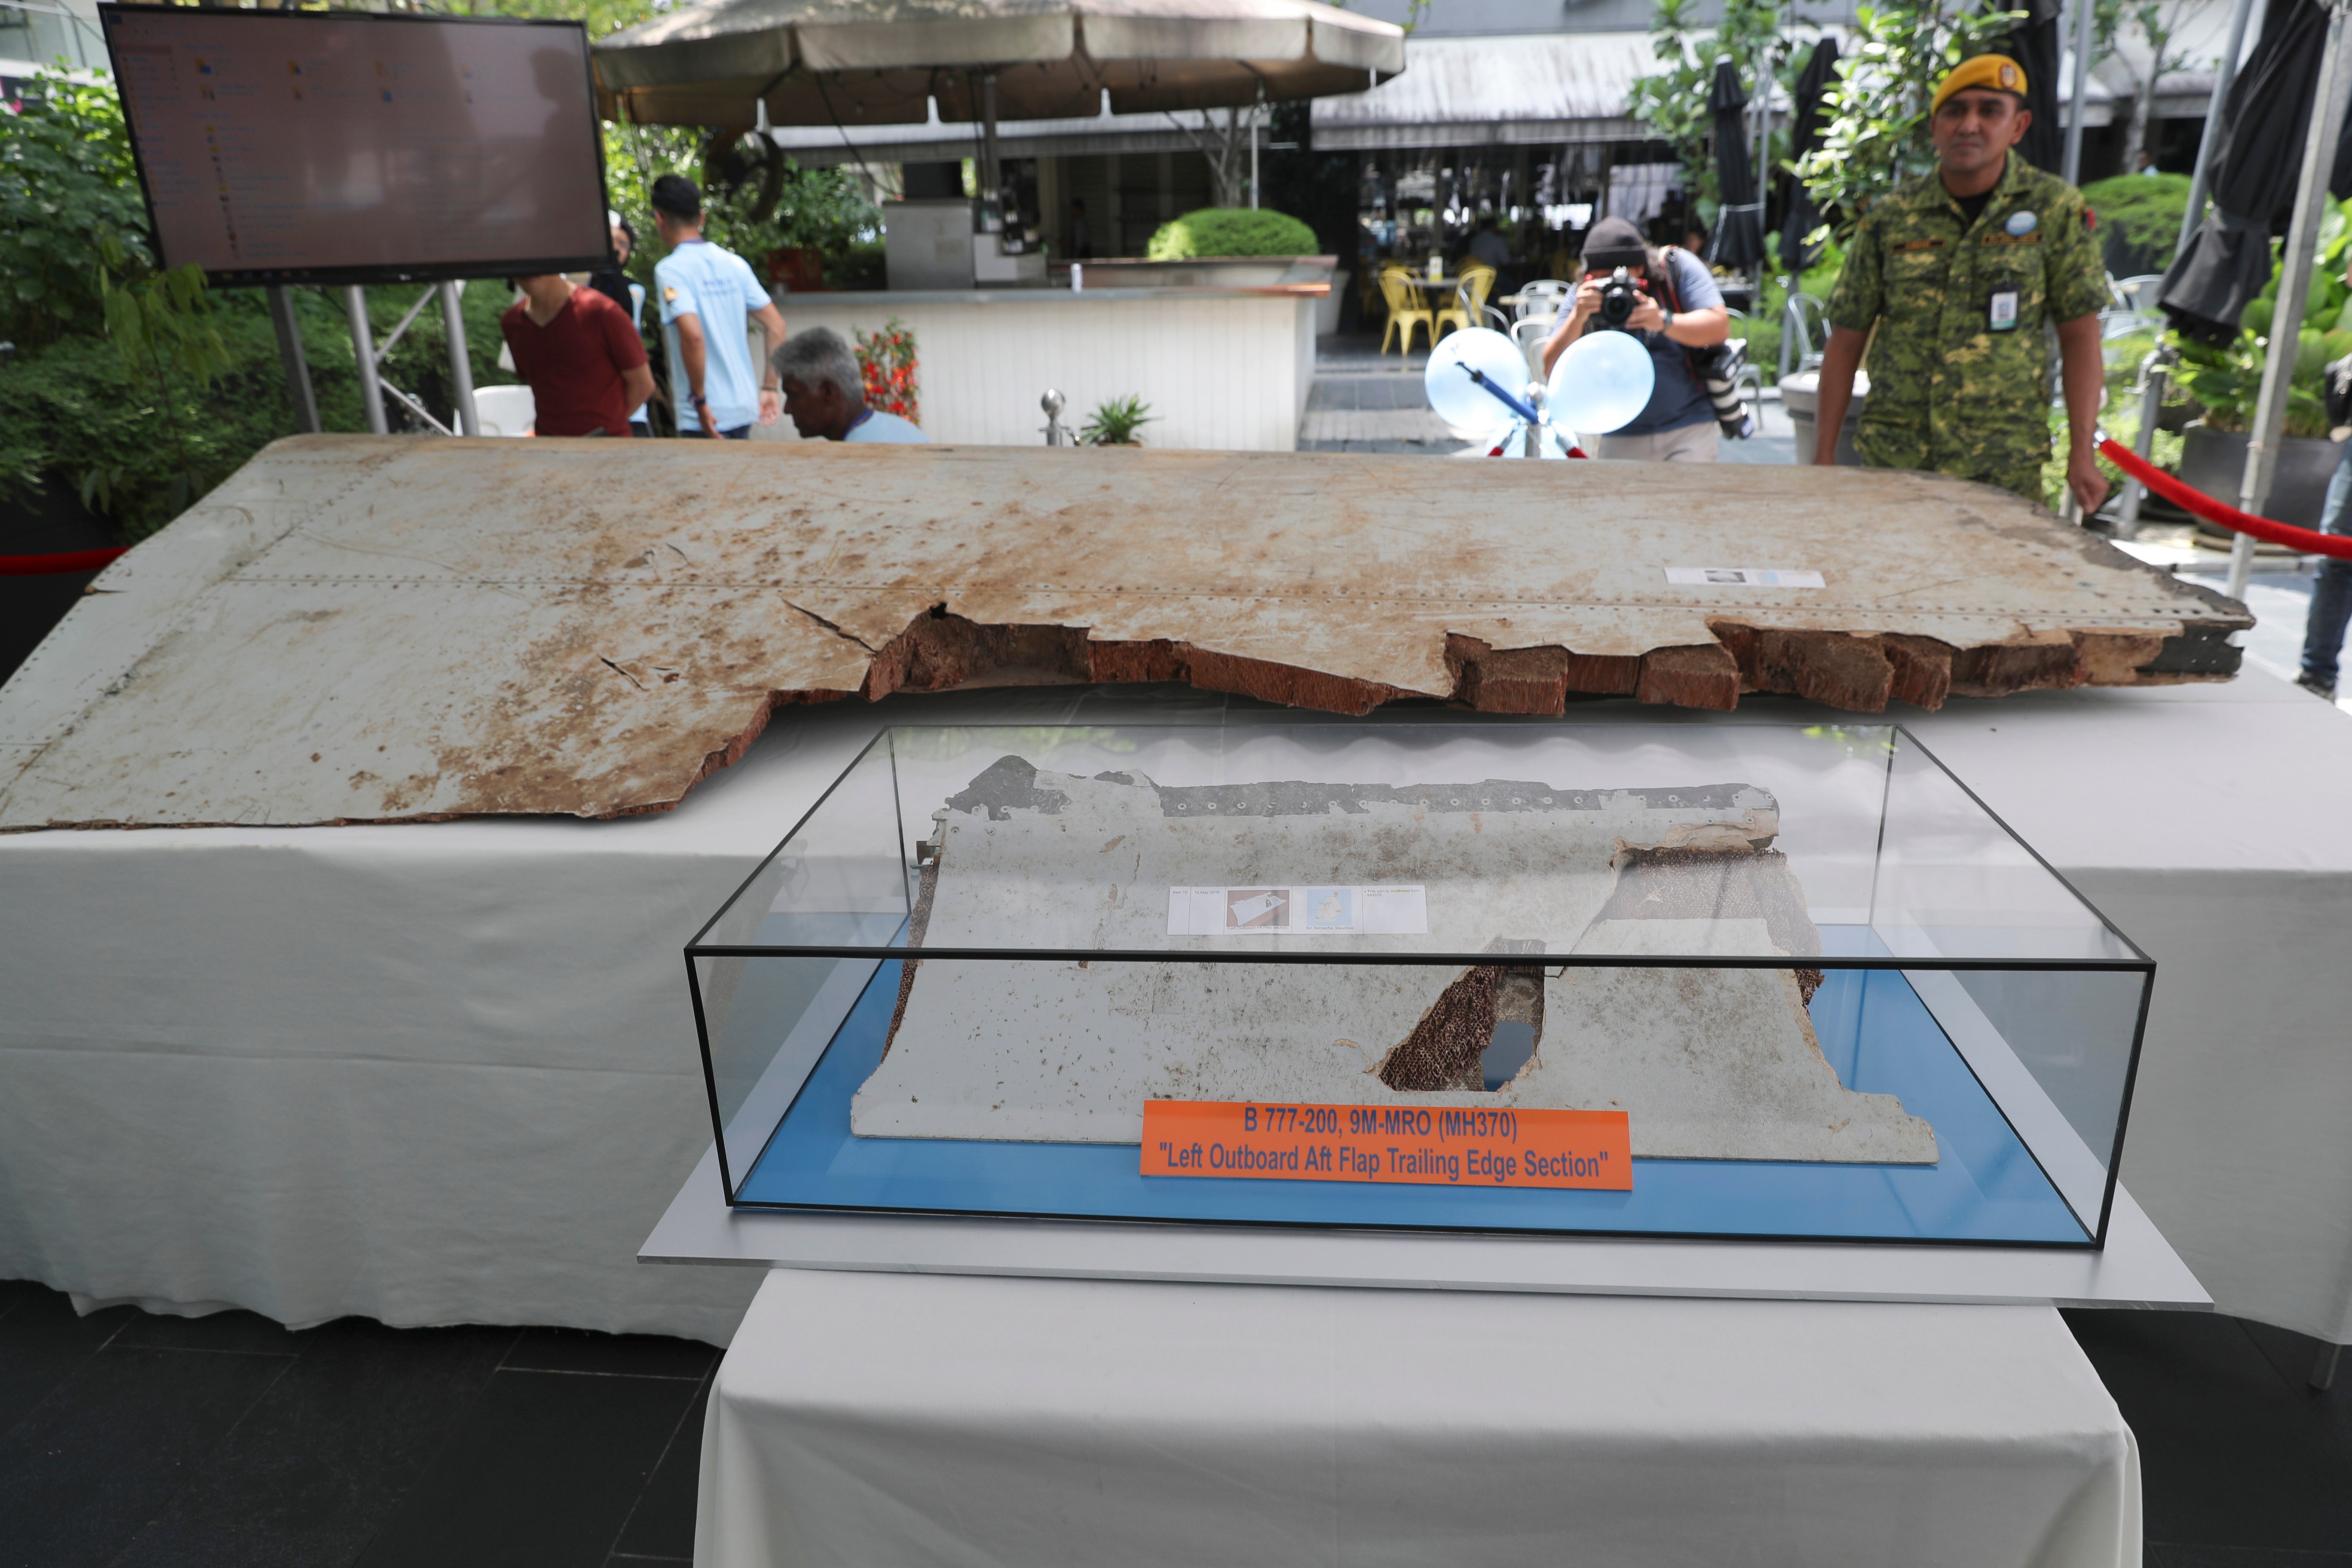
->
<box><xmin>100</xmin><ymin>4</ymin><xmax>612</xmax><ymax>286</ymax></box>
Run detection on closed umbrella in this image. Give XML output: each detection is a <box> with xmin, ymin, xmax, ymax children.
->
<box><xmin>1777</xmin><ymin>36</ymin><xmax>1838</xmax><ymax>273</ymax></box>
<box><xmin>1706</xmin><ymin>58</ymin><xmax>1764</xmax><ymax>273</ymax></box>
<box><xmin>1992</xmin><ymin>0</ymin><xmax>2064</xmax><ymax>174</ymax></box>
<box><xmin>2159</xmin><ymin>0</ymin><xmax>2334</xmax><ymax>344</ymax></box>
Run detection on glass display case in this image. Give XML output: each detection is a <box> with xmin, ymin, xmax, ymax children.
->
<box><xmin>685</xmin><ymin>723</ymin><xmax>2152</xmax><ymax>1248</ymax></box>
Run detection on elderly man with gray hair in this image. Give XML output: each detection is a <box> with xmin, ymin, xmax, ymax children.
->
<box><xmin>771</xmin><ymin>327</ymin><xmax>927</xmax><ymax>444</ymax></box>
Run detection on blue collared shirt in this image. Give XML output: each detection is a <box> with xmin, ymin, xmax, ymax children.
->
<box><xmin>654</xmin><ymin>239</ymin><xmax>772</xmax><ymax>432</ymax></box>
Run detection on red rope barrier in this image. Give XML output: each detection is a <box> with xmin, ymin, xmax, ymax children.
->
<box><xmin>2098</xmin><ymin>437</ymin><xmax>2352</xmax><ymax>560</ymax></box>
<box><xmin>0</xmin><ymin>547</ymin><xmax>128</xmax><ymax>577</ymax></box>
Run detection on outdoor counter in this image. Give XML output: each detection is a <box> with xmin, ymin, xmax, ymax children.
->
<box><xmin>750</xmin><ymin>285</ymin><xmax>1323</xmax><ymax>450</ymax></box>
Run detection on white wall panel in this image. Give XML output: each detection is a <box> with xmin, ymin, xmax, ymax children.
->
<box><xmin>747</xmin><ymin>291</ymin><xmax>1312</xmax><ymax>451</ymax></box>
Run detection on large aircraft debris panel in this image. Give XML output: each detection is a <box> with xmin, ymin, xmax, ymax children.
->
<box><xmin>0</xmin><ymin>436</ymin><xmax>2246</xmax><ymax>828</ymax></box>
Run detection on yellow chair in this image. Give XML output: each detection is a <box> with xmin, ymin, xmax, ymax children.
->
<box><xmin>1435</xmin><ymin>266</ymin><xmax>1498</xmax><ymax>339</ymax></box>
<box><xmin>1378</xmin><ymin>266</ymin><xmax>1435</xmax><ymax>356</ymax></box>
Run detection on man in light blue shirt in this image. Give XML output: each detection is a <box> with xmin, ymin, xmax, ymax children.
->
<box><xmin>650</xmin><ymin>175</ymin><xmax>787</xmax><ymax>439</ymax></box>
<box><xmin>772</xmin><ymin>327</ymin><xmax>929</xmax><ymax>445</ymax></box>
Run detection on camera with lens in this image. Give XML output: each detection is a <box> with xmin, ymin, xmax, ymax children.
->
<box><xmin>1596</xmin><ymin>266</ymin><xmax>1641</xmax><ymax>331</ymax></box>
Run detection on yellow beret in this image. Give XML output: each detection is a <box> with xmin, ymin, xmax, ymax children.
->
<box><xmin>1931</xmin><ymin>55</ymin><xmax>2028</xmax><ymax>114</ymax></box>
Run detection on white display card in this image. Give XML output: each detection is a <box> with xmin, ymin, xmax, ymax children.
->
<box><xmin>1166</xmin><ymin>885</ymin><xmax>1430</xmax><ymax>936</ymax></box>
<box><xmin>1663</xmin><ymin>567</ymin><xmax>1825</xmax><ymax>588</ymax></box>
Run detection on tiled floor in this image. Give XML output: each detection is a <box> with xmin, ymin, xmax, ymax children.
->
<box><xmin>0</xmin><ymin>1280</ymin><xmax>712</xmax><ymax>1568</ymax></box>
<box><xmin>5</xmin><ymin>1274</ymin><xmax>2347</xmax><ymax>1565</ymax></box>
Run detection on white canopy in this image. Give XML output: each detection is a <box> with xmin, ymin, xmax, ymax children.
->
<box><xmin>1311</xmin><ymin>33</ymin><xmax>1657</xmax><ymax>150</ymax></box>
<box><xmin>595</xmin><ymin>0</ymin><xmax>1406</xmax><ymax>127</ymax></box>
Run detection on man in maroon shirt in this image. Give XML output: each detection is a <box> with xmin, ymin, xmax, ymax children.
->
<box><xmin>499</xmin><ymin>275</ymin><xmax>653</xmax><ymax>437</ymax></box>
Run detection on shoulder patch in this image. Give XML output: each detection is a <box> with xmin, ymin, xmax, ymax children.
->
<box><xmin>662</xmin><ymin>286</ymin><xmax>678</xmax><ymax>303</ymax></box>
<box><xmin>2085</xmin><ymin>208</ymin><xmax>2097</xmax><ymax>231</ymax></box>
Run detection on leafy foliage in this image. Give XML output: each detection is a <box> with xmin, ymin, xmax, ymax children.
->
<box><xmin>2169</xmin><ymin>198</ymin><xmax>2352</xmax><ymax>438</ymax></box>
<box><xmin>1626</xmin><ymin>0</ymin><xmax>1788</xmax><ymax>228</ymax></box>
<box><xmin>1081</xmin><ymin>394</ymin><xmax>1156</xmax><ymax>445</ymax></box>
<box><xmin>1145</xmin><ymin>208</ymin><xmax>1319</xmax><ymax>260</ymax></box>
<box><xmin>1</xmin><ymin>267</ymin><xmax>515</xmax><ymax>539</ymax></box>
<box><xmin>1794</xmin><ymin>0</ymin><xmax>2024</xmax><ymax>238</ymax></box>
<box><xmin>854</xmin><ymin>317</ymin><xmax>919</xmax><ymax>425</ymax></box>
<box><xmin>452</xmin><ymin>0</ymin><xmax>663</xmax><ymax>42</ymax></box>
<box><xmin>604</xmin><ymin>121</ymin><xmax>882</xmax><ymax>291</ymax></box>
<box><xmin>1</xmin><ymin>71</ymin><xmax>154</xmax><ymax>351</ymax></box>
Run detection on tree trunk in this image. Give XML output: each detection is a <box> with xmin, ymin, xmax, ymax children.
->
<box><xmin>1201</xmin><ymin>109</ymin><xmax>1250</xmax><ymax>208</ymax></box>
<box><xmin>2120</xmin><ymin>70</ymin><xmax>2157</xmax><ymax>175</ymax></box>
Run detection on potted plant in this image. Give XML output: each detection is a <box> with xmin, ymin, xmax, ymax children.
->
<box><xmin>2170</xmin><ymin>201</ymin><xmax>2352</xmax><ymax>529</ymax></box>
<box><xmin>1081</xmin><ymin>394</ymin><xmax>1156</xmax><ymax>447</ymax></box>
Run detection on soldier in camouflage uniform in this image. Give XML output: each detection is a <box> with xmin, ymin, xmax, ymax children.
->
<box><xmin>1813</xmin><ymin>56</ymin><xmax>2113</xmax><ymax>512</ymax></box>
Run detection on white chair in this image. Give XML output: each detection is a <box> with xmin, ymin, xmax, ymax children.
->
<box><xmin>472</xmin><ymin>384</ymin><xmax>537</xmax><ymax>438</ymax></box>
<box><xmin>1780</xmin><ymin>292</ymin><xmax>1831</xmax><ymax>382</ymax></box>
<box><xmin>1512</xmin><ymin>315</ymin><xmax>1559</xmax><ymax>379</ymax></box>
<box><xmin>2101</xmin><ymin>273</ymin><xmax>2167</xmax><ymax>340</ymax></box>
<box><xmin>1516</xmin><ymin>279</ymin><xmax>1572</xmax><ymax>319</ymax></box>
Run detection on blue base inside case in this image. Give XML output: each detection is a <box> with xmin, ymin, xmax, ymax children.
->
<box><xmin>736</xmin><ymin>961</ymin><xmax>2089</xmax><ymax>1245</ymax></box>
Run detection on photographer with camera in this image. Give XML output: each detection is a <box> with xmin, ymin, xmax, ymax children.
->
<box><xmin>1539</xmin><ymin>216</ymin><xmax>1730</xmax><ymax>460</ymax></box>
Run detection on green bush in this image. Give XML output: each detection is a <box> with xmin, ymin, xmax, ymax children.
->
<box><xmin>1145</xmin><ymin>208</ymin><xmax>1319</xmax><ymax>260</ymax></box>
<box><xmin>2080</xmin><ymin>173</ymin><xmax>2191</xmax><ymax>278</ymax></box>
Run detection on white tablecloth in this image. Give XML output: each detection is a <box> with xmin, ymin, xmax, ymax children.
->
<box><xmin>695</xmin><ymin>1268</ymin><xmax>2140</xmax><ymax>1568</ymax></box>
<box><xmin>1899</xmin><ymin>674</ymin><xmax>2352</xmax><ymax>1344</ymax></box>
<box><xmin>0</xmin><ymin>684</ymin><xmax>1178</xmax><ymax>1341</ymax></box>
<box><xmin>1</xmin><ymin>674</ymin><xmax>2346</xmax><ymax>1344</ymax></box>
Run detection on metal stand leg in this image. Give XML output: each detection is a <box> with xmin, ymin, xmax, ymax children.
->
<box><xmin>2116</xmin><ymin>349</ymin><xmax>2172</xmax><ymax>541</ymax></box>
<box><xmin>438</xmin><ymin>281</ymin><xmax>479</xmax><ymax>438</ymax></box>
<box><xmin>344</xmin><ymin>285</ymin><xmax>388</xmax><ymax>435</ymax></box>
<box><xmin>267</xmin><ymin>286</ymin><xmax>320</xmax><ymax>434</ymax></box>
<box><xmin>2315</xmin><ymin>1341</ymin><xmax>2343</xmax><ymax>1391</ymax></box>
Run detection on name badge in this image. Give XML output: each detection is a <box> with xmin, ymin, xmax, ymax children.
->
<box><xmin>1990</xmin><ymin>287</ymin><xmax>2020</xmax><ymax>332</ymax></box>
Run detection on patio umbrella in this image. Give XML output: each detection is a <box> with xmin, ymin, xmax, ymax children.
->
<box><xmin>1706</xmin><ymin>58</ymin><xmax>1764</xmax><ymax>273</ymax></box>
<box><xmin>1776</xmin><ymin>36</ymin><xmax>1838</xmax><ymax>273</ymax></box>
<box><xmin>2159</xmin><ymin>0</ymin><xmax>2334</xmax><ymax>344</ymax></box>
<box><xmin>1991</xmin><ymin>0</ymin><xmax>2064</xmax><ymax>174</ymax></box>
<box><xmin>592</xmin><ymin>0</ymin><xmax>1406</xmax><ymax>130</ymax></box>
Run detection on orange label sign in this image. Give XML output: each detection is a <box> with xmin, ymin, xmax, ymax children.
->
<box><xmin>1139</xmin><ymin>1100</ymin><xmax>1632</xmax><ymax>1190</ymax></box>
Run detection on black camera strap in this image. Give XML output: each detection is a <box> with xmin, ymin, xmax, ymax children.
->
<box><xmin>1657</xmin><ymin>247</ymin><xmax>1751</xmax><ymax>439</ymax></box>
